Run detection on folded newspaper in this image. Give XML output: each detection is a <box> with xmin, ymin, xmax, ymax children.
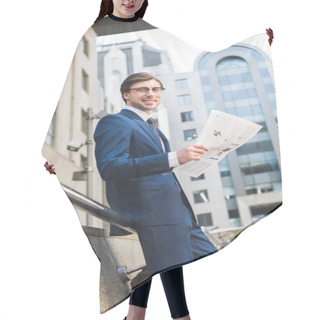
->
<box><xmin>173</xmin><ymin>110</ymin><xmax>263</xmax><ymax>177</ymax></box>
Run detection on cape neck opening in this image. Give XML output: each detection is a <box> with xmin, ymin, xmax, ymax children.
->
<box><xmin>108</xmin><ymin>12</ymin><xmax>139</xmax><ymax>22</ymax></box>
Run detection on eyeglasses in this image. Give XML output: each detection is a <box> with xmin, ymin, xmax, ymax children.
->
<box><xmin>128</xmin><ymin>87</ymin><xmax>165</xmax><ymax>94</ymax></box>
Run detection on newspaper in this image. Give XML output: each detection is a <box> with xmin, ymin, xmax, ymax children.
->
<box><xmin>173</xmin><ymin>110</ymin><xmax>262</xmax><ymax>177</ymax></box>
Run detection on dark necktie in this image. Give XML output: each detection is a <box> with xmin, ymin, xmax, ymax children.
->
<box><xmin>147</xmin><ymin>117</ymin><xmax>163</xmax><ymax>150</ymax></box>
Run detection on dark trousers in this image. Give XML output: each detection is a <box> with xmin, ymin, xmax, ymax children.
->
<box><xmin>129</xmin><ymin>266</ymin><xmax>189</xmax><ymax>319</ymax></box>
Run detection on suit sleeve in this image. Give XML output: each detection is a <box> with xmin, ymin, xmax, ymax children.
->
<box><xmin>94</xmin><ymin>115</ymin><xmax>171</xmax><ymax>181</ymax></box>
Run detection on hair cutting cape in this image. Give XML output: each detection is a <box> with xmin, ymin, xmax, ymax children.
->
<box><xmin>42</xmin><ymin>14</ymin><xmax>282</xmax><ymax>314</ymax></box>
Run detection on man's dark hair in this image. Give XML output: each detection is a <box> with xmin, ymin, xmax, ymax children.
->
<box><xmin>120</xmin><ymin>72</ymin><xmax>164</xmax><ymax>103</ymax></box>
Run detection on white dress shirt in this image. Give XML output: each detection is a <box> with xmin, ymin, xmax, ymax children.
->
<box><xmin>123</xmin><ymin>106</ymin><xmax>180</xmax><ymax>168</ymax></box>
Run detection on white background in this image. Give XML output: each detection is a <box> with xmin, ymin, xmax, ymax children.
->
<box><xmin>1</xmin><ymin>0</ymin><xmax>320</xmax><ymax>319</ymax></box>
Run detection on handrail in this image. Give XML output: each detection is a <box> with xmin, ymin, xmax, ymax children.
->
<box><xmin>60</xmin><ymin>183</ymin><xmax>136</xmax><ymax>233</ymax></box>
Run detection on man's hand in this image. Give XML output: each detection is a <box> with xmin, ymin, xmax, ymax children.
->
<box><xmin>176</xmin><ymin>144</ymin><xmax>209</xmax><ymax>165</ymax></box>
<box><xmin>44</xmin><ymin>161</ymin><xmax>56</xmax><ymax>175</ymax></box>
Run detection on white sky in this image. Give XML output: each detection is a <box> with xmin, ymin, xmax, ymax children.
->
<box><xmin>96</xmin><ymin>29</ymin><xmax>270</xmax><ymax>73</ymax></box>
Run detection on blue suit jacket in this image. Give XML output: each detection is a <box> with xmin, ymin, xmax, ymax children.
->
<box><xmin>94</xmin><ymin>109</ymin><xmax>195</xmax><ymax>228</ymax></box>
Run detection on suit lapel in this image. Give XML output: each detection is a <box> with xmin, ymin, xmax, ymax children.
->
<box><xmin>158</xmin><ymin>128</ymin><xmax>171</xmax><ymax>152</ymax></box>
<box><xmin>120</xmin><ymin>109</ymin><xmax>165</xmax><ymax>153</ymax></box>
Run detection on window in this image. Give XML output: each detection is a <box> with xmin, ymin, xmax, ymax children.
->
<box><xmin>250</xmin><ymin>202</ymin><xmax>280</xmax><ymax>217</ymax></box>
<box><xmin>191</xmin><ymin>173</ymin><xmax>205</xmax><ymax>181</ymax></box>
<box><xmin>81</xmin><ymin>109</ymin><xmax>87</xmax><ymax>134</ymax></box>
<box><xmin>224</xmin><ymin>186</ymin><xmax>236</xmax><ymax>199</ymax></box>
<box><xmin>217</xmin><ymin>57</ymin><xmax>247</xmax><ymax>70</ymax></box>
<box><xmin>219</xmin><ymin>158</ymin><xmax>231</xmax><ymax>177</ymax></box>
<box><xmin>204</xmin><ymin>92</ymin><xmax>214</xmax><ymax>102</ymax></box>
<box><xmin>228</xmin><ymin>209</ymin><xmax>241</xmax><ymax>227</ymax></box>
<box><xmin>247</xmin><ymin>88</ymin><xmax>257</xmax><ymax>98</ymax></box>
<box><xmin>193</xmin><ymin>190</ymin><xmax>209</xmax><ymax>203</ymax></box>
<box><xmin>197</xmin><ymin>213</ymin><xmax>213</xmax><ymax>226</ymax></box>
<box><xmin>201</xmin><ymin>76</ymin><xmax>211</xmax><ymax>85</ymax></box>
<box><xmin>228</xmin><ymin>209</ymin><xmax>240</xmax><ymax>219</ymax></box>
<box><xmin>82</xmin><ymin>69</ymin><xmax>89</xmax><ymax>93</ymax></box>
<box><xmin>142</xmin><ymin>49</ymin><xmax>161</xmax><ymax>67</ymax></box>
<box><xmin>240</xmin><ymin>160</ymin><xmax>280</xmax><ymax>175</ymax></box>
<box><xmin>175</xmin><ymin>78</ymin><xmax>188</xmax><ymax>89</ymax></box>
<box><xmin>184</xmin><ymin>129</ymin><xmax>197</xmax><ymax>141</ymax></box>
<box><xmin>260</xmin><ymin>68</ymin><xmax>270</xmax><ymax>77</ymax></box>
<box><xmin>80</xmin><ymin>154</ymin><xmax>87</xmax><ymax>170</ymax></box>
<box><xmin>245</xmin><ymin>184</ymin><xmax>274</xmax><ymax>195</ymax></box>
<box><xmin>181</xmin><ymin>111</ymin><xmax>194</xmax><ymax>122</ymax></box>
<box><xmin>81</xmin><ymin>36</ymin><xmax>89</xmax><ymax>57</ymax></box>
<box><xmin>177</xmin><ymin>94</ymin><xmax>191</xmax><ymax>105</ymax></box>
<box><xmin>265</xmin><ymin>83</ymin><xmax>275</xmax><ymax>93</ymax></box>
<box><xmin>236</xmin><ymin>140</ymin><xmax>274</xmax><ymax>155</ymax></box>
<box><xmin>252</xmin><ymin>104</ymin><xmax>263</xmax><ymax>115</ymax></box>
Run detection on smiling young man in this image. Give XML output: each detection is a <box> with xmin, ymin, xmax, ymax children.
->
<box><xmin>94</xmin><ymin>72</ymin><xmax>217</xmax><ymax>320</ymax></box>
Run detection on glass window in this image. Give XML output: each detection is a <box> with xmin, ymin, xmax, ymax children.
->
<box><xmin>234</xmin><ymin>90</ymin><xmax>248</xmax><ymax>100</ymax></box>
<box><xmin>264</xmin><ymin>151</ymin><xmax>277</xmax><ymax>160</ymax></box>
<box><xmin>218</xmin><ymin>76</ymin><xmax>229</xmax><ymax>85</ymax></box>
<box><xmin>121</xmin><ymin>48</ymin><xmax>134</xmax><ymax>75</ymax></box>
<box><xmin>228</xmin><ymin>74</ymin><xmax>243</xmax><ymax>84</ymax></box>
<box><xmin>175</xmin><ymin>78</ymin><xmax>188</xmax><ymax>89</ymax></box>
<box><xmin>242</xmin><ymin>73</ymin><xmax>252</xmax><ymax>82</ymax></box>
<box><xmin>251</xmin><ymin>104</ymin><xmax>262</xmax><ymax>115</ymax></box>
<box><xmin>272</xmin><ymin>181</ymin><xmax>282</xmax><ymax>191</ymax></box>
<box><xmin>222</xmin><ymin>176</ymin><xmax>233</xmax><ymax>187</ymax></box>
<box><xmin>236</xmin><ymin>140</ymin><xmax>274</xmax><ymax>155</ymax></box>
<box><xmin>205</xmin><ymin>102</ymin><xmax>215</xmax><ymax>110</ymax></box>
<box><xmin>253</xmin><ymin>172</ymin><xmax>272</xmax><ymax>184</ymax></box>
<box><xmin>237</xmin><ymin>105</ymin><xmax>252</xmax><ymax>116</ymax></box>
<box><xmin>224</xmin><ymin>186</ymin><xmax>235</xmax><ymax>198</ymax></box>
<box><xmin>181</xmin><ymin>111</ymin><xmax>194</xmax><ymax>122</ymax></box>
<box><xmin>204</xmin><ymin>92</ymin><xmax>214</xmax><ymax>102</ymax></box>
<box><xmin>222</xmin><ymin>91</ymin><xmax>233</xmax><ymax>101</ymax></box>
<box><xmin>82</xmin><ymin>69</ymin><xmax>89</xmax><ymax>93</ymax></box>
<box><xmin>257</xmin><ymin>132</ymin><xmax>271</xmax><ymax>141</ymax></box>
<box><xmin>219</xmin><ymin>157</ymin><xmax>231</xmax><ymax>176</ymax></box>
<box><xmin>193</xmin><ymin>190</ymin><xmax>209</xmax><ymax>203</ymax></box>
<box><xmin>238</xmin><ymin>154</ymin><xmax>249</xmax><ymax>164</ymax></box>
<box><xmin>217</xmin><ymin>57</ymin><xmax>248</xmax><ymax>70</ymax></box>
<box><xmin>81</xmin><ymin>109</ymin><xmax>87</xmax><ymax>134</ymax></box>
<box><xmin>248</xmin><ymin>153</ymin><xmax>265</xmax><ymax>162</ymax></box>
<box><xmin>270</xmin><ymin>171</ymin><xmax>282</xmax><ymax>182</ymax></box>
<box><xmin>178</xmin><ymin>94</ymin><xmax>191</xmax><ymax>105</ymax></box>
<box><xmin>201</xmin><ymin>76</ymin><xmax>211</xmax><ymax>85</ymax></box>
<box><xmin>247</xmin><ymin>88</ymin><xmax>257</xmax><ymax>98</ymax></box>
<box><xmin>265</xmin><ymin>83</ymin><xmax>275</xmax><ymax>93</ymax></box>
<box><xmin>191</xmin><ymin>173</ymin><xmax>205</xmax><ymax>181</ymax></box>
<box><xmin>241</xmin><ymin>160</ymin><xmax>280</xmax><ymax>176</ymax></box>
<box><xmin>80</xmin><ymin>154</ymin><xmax>87</xmax><ymax>170</ymax></box>
<box><xmin>229</xmin><ymin>209</ymin><xmax>240</xmax><ymax>219</ymax></box>
<box><xmin>260</xmin><ymin>68</ymin><xmax>270</xmax><ymax>77</ymax></box>
<box><xmin>142</xmin><ymin>49</ymin><xmax>161</xmax><ymax>67</ymax></box>
<box><xmin>226</xmin><ymin>107</ymin><xmax>237</xmax><ymax>116</ymax></box>
<box><xmin>250</xmin><ymin>202</ymin><xmax>280</xmax><ymax>217</ymax></box>
<box><xmin>197</xmin><ymin>213</ymin><xmax>213</xmax><ymax>226</ymax></box>
<box><xmin>202</xmin><ymin>85</ymin><xmax>212</xmax><ymax>92</ymax></box>
<box><xmin>226</xmin><ymin>198</ymin><xmax>238</xmax><ymax>210</ymax></box>
<box><xmin>243</xmin><ymin>175</ymin><xmax>255</xmax><ymax>184</ymax></box>
<box><xmin>245</xmin><ymin>183</ymin><xmax>274</xmax><ymax>195</ymax></box>
<box><xmin>184</xmin><ymin>129</ymin><xmax>197</xmax><ymax>141</ymax></box>
<box><xmin>81</xmin><ymin>36</ymin><xmax>89</xmax><ymax>57</ymax></box>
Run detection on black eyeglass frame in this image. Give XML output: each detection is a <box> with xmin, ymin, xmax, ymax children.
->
<box><xmin>128</xmin><ymin>87</ymin><xmax>166</xmax><ymax>94</ymax></box>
